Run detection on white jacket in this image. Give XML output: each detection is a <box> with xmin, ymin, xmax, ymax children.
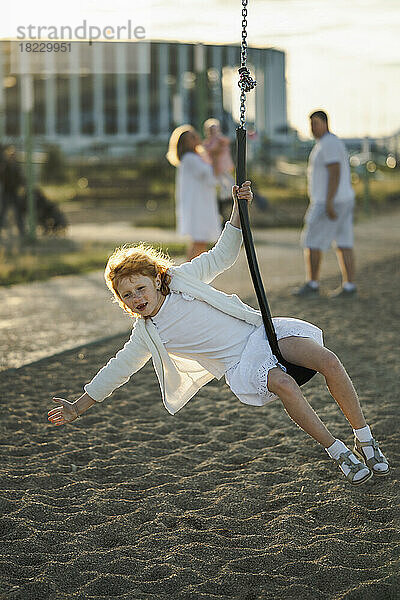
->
<box><xmin>84</xmin><ymin>222</ymin><xmax>263</xmax><ymax>414</ymax></box>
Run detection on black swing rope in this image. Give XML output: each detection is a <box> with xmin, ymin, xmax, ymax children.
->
<box><xmin>235</xmin><ymin>0</ymin><xmax>316</xmax><ymax>386</ymax></box>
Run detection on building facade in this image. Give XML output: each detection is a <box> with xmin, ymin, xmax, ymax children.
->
<box><xmin>0</xmin><ymin>40</ymin><xmax>287</xmax><ymax>153</ymax></box>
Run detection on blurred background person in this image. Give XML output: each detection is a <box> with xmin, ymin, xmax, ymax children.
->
<box><xmin>294</xmin><ymin>110</ymin><xmax>356</xmax><ymax>298</ymax></box>
<box><xmin>203</xmin><ymin>118</ymin><xmax>235</xmax><ymax>217</ymax></box>
<box><xmin>203</xmin><ymin>121</ymin><xmax>268</xmax><ymax>223</ymax></box>
<box><xmin>0</xmin><ymin>146</ymin><xmax>26</xmax><ymax>238</ymax></box>
<box><xmin>167</xmin><ymin>124</ymin><xmax>221</xmax><ymax>261</ymax></box>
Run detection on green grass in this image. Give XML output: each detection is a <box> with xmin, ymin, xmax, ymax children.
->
<box><xmin>0</xmin><ymin>240</ymin><xmax>186</xmax><ymax>287</ymax></box>
<box><xmin>353</xmin><ymin>174</ymin><xmax>400</xmax><ymax>204</ymax></box>
<box><xmin>40</xmin><ymin>183</ymin><xmax>82</xmax><ymax>203</ymax></box>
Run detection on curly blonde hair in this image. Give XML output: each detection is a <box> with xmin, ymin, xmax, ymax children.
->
<box><xmin>104</xmin><ymin>243</ymin><xmax>173</xmax><ymax>317</ymax></box>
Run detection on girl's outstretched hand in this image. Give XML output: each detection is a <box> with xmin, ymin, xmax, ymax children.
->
<box><xmin>48</xmin><ymin>397</ymin><xmax>79</xmax><ymax>426</ymax></box>
<box><xmin>232</xmin><ymin>180</ymin><xmax>253</xmax><ymax>205</ymax></box>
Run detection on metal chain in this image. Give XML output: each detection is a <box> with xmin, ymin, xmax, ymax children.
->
<box><xmin>241</xmin><ymin>2</ymin><xmax>248</xmax><ymax>69</ymax></box>
<box><xmin>238</xmin><ymin>0</ymin><xmax>256</xmax><ymax>128</ymax></box>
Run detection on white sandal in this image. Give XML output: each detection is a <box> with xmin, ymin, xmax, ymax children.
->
<box><xmin>353</xmin><ymin>437</ymin><xmax>390</xmax><ymax>476</ymax></box>
<box><xmin>332</xmin><ymin>450</ymin><xmax>373</xmax><ymax>486</ymax></box>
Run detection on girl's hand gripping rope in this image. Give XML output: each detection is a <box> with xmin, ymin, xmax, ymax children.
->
<box><xmin>232</xmin><ymin>180</ymin><xmax>253</xmax><ymax>205</ymax></box>
<box><xmin>230</xmin><ymin>180</ymin><xmax>253</xmax><ymax>228</ymax></box>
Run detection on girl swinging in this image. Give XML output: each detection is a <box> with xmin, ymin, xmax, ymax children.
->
<box><xmin>48</xmin><ymin>181</ymin><xmax>389</xmax><ymax>486</ymax></box>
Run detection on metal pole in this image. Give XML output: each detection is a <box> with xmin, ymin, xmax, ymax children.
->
<box><xmin>0</xmin><ymin>43</ymin><xmax>5</xmax><ymax>140</ymax></box>
<box><xmin>22</xmin><ymin>74</ymin><xmax>36</xmax><ymax>241</ymax></box>
<box><xmin>362</xmin><ymin>137</ymin><xmax>371</xmax><ymax>216</ymax></box>
<box><xmin>363</xmin><ymin>165</ymin><xmax>370</xmax><ymax>216</ymax></box>
<box><xmin>194</xmin><ymin>44</ymin><xmax>207</xmax><ymax>132</ymax></box>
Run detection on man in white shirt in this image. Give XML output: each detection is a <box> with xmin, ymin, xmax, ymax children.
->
<box><xmin>294</xmin><ymin>111</ymin><xmax>356</xmax><ymax>298</ymax></box>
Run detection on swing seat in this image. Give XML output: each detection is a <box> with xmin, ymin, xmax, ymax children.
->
<box><xmin>235</xmin><ymin>127</ymin><xmax>316</xmax><ymax>388</ymax></box>
<box><xmin>235</xmin><ymin>2</ymin><xmax>316</xmax><ymax>388</ymax></box>
<box><xmin>279</xmin><ymin>360</ymin><xmax>316</xmax><ymax>386</ymax></box>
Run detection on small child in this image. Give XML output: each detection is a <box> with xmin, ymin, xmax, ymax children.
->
<box><xmin>203</xmin><ymin>118</ymin><xmax>235</xmax><ymax>205</ymax></box>
<box><xmin>48</xmin><ymin>182</ymin><xmax>389</xmax><ymax>486</ymax></box>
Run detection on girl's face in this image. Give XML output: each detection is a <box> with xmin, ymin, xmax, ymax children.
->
<box><xmin>117</xmin><ymin>273</ymin><xmax>165</xmax><ymax>317</ymax></box>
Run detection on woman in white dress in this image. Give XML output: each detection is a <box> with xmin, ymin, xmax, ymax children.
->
<box><xmin>167</xmin><ymin>125</ymin><xmax>221</xmax><ymax>261</ymax></box>
<box><xmin>48</xmin><ymin>181</ymin><xmax>390</xmax><ymax>487</ymax></box>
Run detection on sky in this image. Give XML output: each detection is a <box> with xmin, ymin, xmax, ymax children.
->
<box><xmin>3</xmin><ymin>0</ymin><xmax>400</xmax><ymax>138</ymax></box>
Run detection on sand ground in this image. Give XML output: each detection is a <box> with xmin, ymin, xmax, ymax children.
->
<box><xmin>0</xmin><ymin>212</ymin><xmax>399</xmax><ymax>599</ymax></box>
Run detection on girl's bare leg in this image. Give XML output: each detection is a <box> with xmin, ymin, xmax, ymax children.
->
<box><xmin>267</xmin><ymin>367</ymin><xmax>335</xmax><ymax>447</ymax></box>
<box><xmin>278</xmin><ymin>337</ymin><xmax>367</xmax><ymax>430</ymax></box>
<box><xmin>267</xmin><ymin>349</ymin><xmax>374</xmax><ymax>483</ymax></box>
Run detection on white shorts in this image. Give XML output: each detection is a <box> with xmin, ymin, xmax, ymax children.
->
<box><xmin>301</xmin><ymin>199</ymin><xmax>354</xmax><ymax>251</ymax></box>
<box><xmin>225</xmin><ymin>319</ymin><xmax>324</xmax><ymax>407</ymax></box>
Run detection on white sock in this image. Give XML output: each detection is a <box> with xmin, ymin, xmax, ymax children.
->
<box><xmin>354</xmin><ymin>425</ymin><xmax>388</xmax><ymax>472</ymax></box>
<box><xmin>353</xmin><ymin>424</ymin><xmax>372</xmax><ymax>442</ymax></box>
<box><xmin>325</xmin><ymin>439</ymin><xmax>370</xmax><ymax>482</ymax></box>
<box><xmin>308</xmin><ymin>280</ymin><xmax>319</xmax><ymax>289</ymax></box>
<box><xmin>343</xmin><ymin>282</ymin><xmax>356</xmax><ymax>291</ymax></box>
